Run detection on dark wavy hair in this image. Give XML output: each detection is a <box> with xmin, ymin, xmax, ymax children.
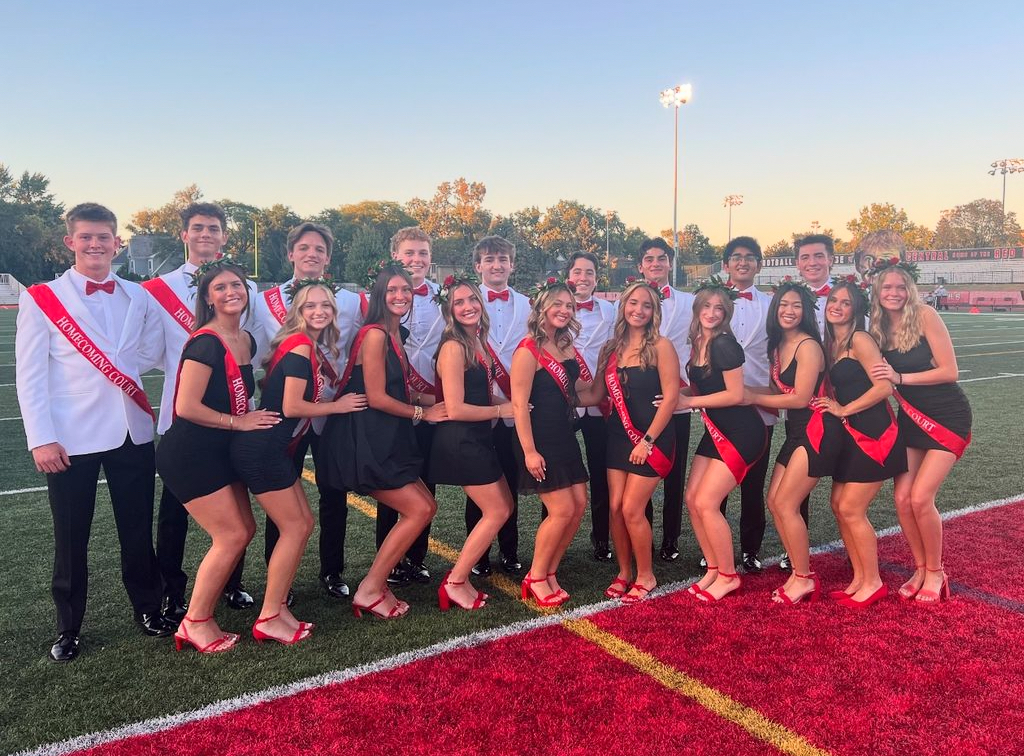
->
<box><xmin>823</xmin><ymin>279</ymin><xmax>869</xmax><ymax>364</ymax></box>
<box><xmin>193</xmin><ymin>261</ymin><xmax>250</xmax><ymax>331</ymax></box>
<box><xmin>766</xmin><ymin>282</ymin><xmax>821</xmax><ymax>364</ymax></box>
<box><xmin>364</xmin><ymin>263</ymin><xmax>413</xmax><ymax>327</ymax></box>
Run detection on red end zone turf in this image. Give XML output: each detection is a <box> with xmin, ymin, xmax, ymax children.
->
<box><xmin>65</xmin><ymin>498</ymin><xmax>1024</xmax><ymax>756</ymax></box>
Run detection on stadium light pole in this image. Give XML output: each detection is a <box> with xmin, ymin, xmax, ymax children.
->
<box><xmin>723</xmin><ymin>194</ymin><xmax>743</xmax><ymax>241</ymax></box>
<box><xmin>605</xmin><ymin>210</ymin><xmax>615</xmax><ymax>265</ymax></box>
<box><xmin>988</xmin><ymin>158</ymin><xmax>1024</xmax><ymax>217</ymax></box>
<box><xmin>660</xmin><ymin>83</ymin><xmax>692</xmax><ymax>287</ymax></box>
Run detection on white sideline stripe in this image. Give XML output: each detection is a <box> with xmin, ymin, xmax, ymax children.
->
<box><xmin>1</xmin><ymin>476</ymin><xmax>162</xmax><ymax>497</ymax></box>
<box><xmin>959</xmin><ymin>373</ymin><xmax>1024</xmax><ymax>383</ymax></box>
<box><xmin>15</xmin><ymin>491</ymin><xmax>1024</xmax><ymax>756</ymax></box>
<box><xmin>950</xmin><ymin>339</ymin><xmax>1024</xmax><ymax>348</ymax></box>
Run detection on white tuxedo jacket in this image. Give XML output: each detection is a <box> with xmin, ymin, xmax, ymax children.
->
<box><xmin>16</xmin><ymin>270</ymin><xmax>162</xmax><ymax>455</ymax></box>
<box><xmin>660</xmin><ymin>286</ymin><xmax>695</xmax><ymax>414</ymax></box>
<box><xmin>574</xmin><ymin>297</ymin><xmax>615</xmax><ymax>417</ymax></box>
<box><xmin>481</xmin><ymin>284</ymin><xmax>530</xmax><ymax>426</ymax></box>
<box><xmin>730</xmin><ymin>286</ymin><xmax>777</xmax><ymax>426</ymax></box>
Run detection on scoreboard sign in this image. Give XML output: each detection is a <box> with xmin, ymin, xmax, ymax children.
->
<box><xmin>904</xmin><ymin>247</ymin><xmax>1023</xmax><ymax>263</ymax></box>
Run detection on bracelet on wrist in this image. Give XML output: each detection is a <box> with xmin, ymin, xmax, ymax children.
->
<box><xmin>412</xmin><ymin>405</ymin><xmax>424</xmax><ymax>425</ymax></box>
<box><xmin>229</xmin><ymin>414</ymin><xmax>234</xmax><ymax>430</ymax></box>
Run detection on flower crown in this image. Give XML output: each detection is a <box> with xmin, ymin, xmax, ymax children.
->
<box><xmin>832</xmin><ymin>274</ymin><xmax>872</xmax><ymax>304</ymax></box>
<box><xmin>433</xmin><ymin>271</ymin><xmax>480</xmax><ymax>306</ymax></box>
<box><xmin>285</xmin><ymin>275</ymin><xmax>339</xmax><ymax>300</ymax></box>
<box><xmin>188</xmin><ymin>255</ymin><xmax>246</xmax><ymax>289</ymax></box>
<box><xmin>770</xmin><ymin>276</ymin><xmax>819</xmax><ymax>307</ymax></box>
<box><xmin>624</xmin><ymin>276</ymin><xmax>667</xmax><ymax>301</ymax></box>
<box><xmin>527</xmin><ymin>276</ymin><xmax>575</xmax><ymax>304</ymax></box>
<box><xmin>365</xmin><ymin>257</ymin><xmax>403</xmax><ymax>290</ymax></box>
<box><xmin>871</xmin><ymin>256</ymin><xmax>920</xmax><ymax>281</ymax></box>
<box><xmin>692</xmin><ymin>274</ymin><xmax>741</xmax><ymax>301</ymax></box>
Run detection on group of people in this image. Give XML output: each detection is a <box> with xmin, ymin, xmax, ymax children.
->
<box><xmin>17</xmin><ymin>203</ymin><xmax>972</xmax><ymax>662</ymax></box>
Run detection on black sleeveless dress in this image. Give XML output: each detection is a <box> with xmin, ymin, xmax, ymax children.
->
<box><xmin>515</xmin><ymin>359</ymin><xmax>589</xmax><ymax>494</ymax></box>
<box><xmin>773</xmin><ymin>350</ymin><xmax>825</xmax><ymax>467</ymax></box>
<box><xmin>883</xmin><ymin>337</ymin><xmax>972</xmax><ymax>452</ymax></box>
<box><xmin>430</xmin><ymin>360</ymin><xmax>503</xmax><ymax>486</ymax></box>
<box><xmin>687</xmin><ymin>334</ymin><xmax>767</xmax><ymax>469</ymax></box>
<box><xmin>157</xmin><ymin>333</ymin><xmax>256</xmax><ymax>503</ymax></box>
<box><xmin>809</xmin><ymin>356</ymin><xmax>907</xmax><ymax>482</ymax></box>
<box><xmin>606</xmin><ymin>365</ymin><xmax>675</xmax><ymax>478</ymax></box>
<box><xmin>230</xmin><ymin>352</ymin><xmax>313</xmax><ymax>494</ymax></box>
<box><xmin>316</xmin><ymin>343</ymin><xmax>422</xmax><ymax>495</ymax></box>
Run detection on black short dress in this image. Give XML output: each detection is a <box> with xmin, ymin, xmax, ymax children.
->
<box><xmin>883</xmin><ymin>337</ymin><xmax>972</xmax><ymax>453</ymax></box>
<box><xmin>230</xmin><ymin>351</ymin><xmax>313</xmax><ymax>495</ymax></box>
<box><xmin>430</xmin><ymin>360</ymin><xmax>503</xmax><ymax>486</ymax></box>
<box><xmin>515</xmin><ymin>358</ymin><xmax>589</xmax><ymax>494</ymax></box>
<box><xmin>809</xmin><ymin>356</ymin><xmax>908</xmax><ymax>483</ymax></box>
<box><xmin>773</xmin><ymin>349</ymin><xmax>825</xmax><ymax>468</ymax></box>
<box><xmin>316</xmin><ymin>339</ymin><xmax>422</xmax><ymax>495</ymax></box>
<box><xmin>606</xmin><ymin>365</ymin><xmax>675</xmax><ymax>478</ymax></box>
<box><xmin>157</xmin><ymin>332</ymin><xmax>256</xmax><ymax>503</ymax></box>
<box><xmin>687</xmin><ymin>334</ymin><xmax>767</xmax><ymax>473</ymax></box>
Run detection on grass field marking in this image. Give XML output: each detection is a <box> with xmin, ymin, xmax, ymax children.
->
<box><xmin>0</xmin><ymin>475</ymin><xmax>161</xmax><ymax>497</ymax></box>
<box><xmin>958</xmin><ymin>373</ymin><xmax>1024</xmax><ymax>383</ymax></box>
<box><xmin>955</xmin><ymin>349</ymin><xmax>1024</xmax><ymax>358</ymax></box>
<box><xmin>562</xmin><ymin>618</ymin><xmax>833</xmax><ymax>756</ymax></box>
<box><xmin>948</xmin><ymin>339</ymin><xmax>1024</xmax><ymax>348</ymax></box>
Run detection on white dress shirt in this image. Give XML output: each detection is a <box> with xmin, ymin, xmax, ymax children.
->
<box><xmin>574</xmin><ymin>297</ymin><xmax>615</xmax><ymax>417</ymax></box>
<box><xmin>405</xmin><ymin>279</ymin><xmax>444</xmax><ymax>393</ymax></box>
<box><xmin>480</xmin><ymin>283</ymin><xmax>530</xmax><ymax>425</ymax></box>
<box><xmin>730</xmin><ymin>285</ymin><xmax>777</xmax><ymax>426</ymax></box>
<box><xmin>809</xmin><ymin>276</ymin><xmax>834</xmax><ymax>338</ymax></box>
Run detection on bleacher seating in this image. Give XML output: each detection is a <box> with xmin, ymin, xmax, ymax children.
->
<box><xmin>0</xmin><ymin>273</ymin><xmax>25</xmax><ymax>306</ymax></box>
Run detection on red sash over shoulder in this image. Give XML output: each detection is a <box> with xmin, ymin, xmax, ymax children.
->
<box><xmin>264</xmin><ymin>332</ymin><xmax>323</xmax><ymax>455</ymax></box>
<box><xmin>575</xmin><ymin>347</ymin><xmax>611</xmax><ymax>417</ymax></box>
<box><xmin>486</xmin><ymin>342</ymin><xmax>513</xmax><ymax>400</ymax></box>
<box><xmin>690</xmin><ymin>381</ymin><xmax>755</xmax><ymax>485</ymax></box>
<box><xmin>171</xmin><ymin>328</ymin><xmax>250</xmax><ymax>420</ymax></box>
<box><xmin>605</xmin><ymin>352</ymin><xmax>673</xmax><ymax>478</ymax></box>
<box><xmin>519</xmin><ymin>338</ymin><xmax>571</xmax><ymax>403</ymax></box>
<box><xmin>263</xmin><ymin>287</ymin><xmax>341</xmax><ymax>388</ymax></box>
<box><xmin>771</xmin><ymin>356</ymin><xmax>826</xmax><ymax>453</ymax></box>
<box><xmin>142</xmin><ymin>278</ymin><xmax>194</xmax><ymax>332</ymax></box>
<box><xmin>338</xmin><ymin>324</ymin><xmax>410</xmax><ymax>400</ymax></box>
<box><xmin>28</xmin><ymin>284</ymin><xmax>155</xmax><ymax>419</ymax></box>
<box><xmin>894</xmin><ymin>389</ymin><xmax>970</xmax><ymax>459</ymax></box>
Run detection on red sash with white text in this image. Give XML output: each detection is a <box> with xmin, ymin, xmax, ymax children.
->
<box><xmin>338</xmin><ymin>324</ymin><xmax>410</xmax><ymax>400</ymax></box>
<box><xmin>264</xmin><ymin>333</ymin><xmax>323</xmax><ymax>455</ymax></box>
<box><xmin>894</xmin><ymin>389</ymin><xmax>970</xmax><ymax>459</ymax></box>
<box><xmin>264</xmin><ymin>287</ymin><xmax>341</xmax><ymax>388</ymax></box>
<box><xmin>575</xmin><ymin>347</ymin><xmax>611</xmax><ymax>417</ymax></box>
<box><xmin>486</xmin><ymin>342</ymin><xmax>513</xmax><ymax>400</ymax></box>
<box><xmin>28</xmin><ymin>284</ymin><xmax>156</xmax><ymax>420</ymax></box>
<box><xmin>840</xmin><ymin>401</ymin><xmax>899</xmax><ymax>467</ymax></box>
<box><xmin>171</xmin><ymin>328</ymin><xmax>250</xmax><ymax>420</ymax></box>
<box><xmin>142</xmin><ymin>278</ymin><xmax>194</xmax><ymax>332</ymax></box>
<box><xmin>519</xmin><ymin>338</ymin><xmax>571</xmax><ymax>403</ymax></box>
<box><xmin>771</xmin><ymin>356</ymin><xmax>826</xmax><ymax>453</ymax></box>
<box><xmin>690</xmin><ymin>380</ymin><xmax>755</xmax><ymax>484</ymax></box>
<box><xmin>605</xmin><ymin>352</ymin><xmax>673</xmax><ymax>478</ymax></box>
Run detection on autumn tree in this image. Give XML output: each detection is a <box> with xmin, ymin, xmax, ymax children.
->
<box><xmin>932</xmin><ymin>198</ymin><xmax>1022</xmax><ymax>248</ymax></box>
<box><xmin>764</xmin><ymin>239</ymin><xmax>793</xmax><ymax>257</ymax></box>
<box><xmin>407</xmin><ymin>178</ymin><xmax>490</xmax><ymax>245</ymax></box>
<box><xmin>845</xmin><ymin>202</ymin><xmax>933</xmax><ymax>252</ymax></box>
<box><xmin>127</xmin><ymin>184</ymin><xmax>204</xmax><ymax>272</ymax></box>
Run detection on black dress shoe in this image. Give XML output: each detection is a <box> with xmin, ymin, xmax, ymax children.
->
<box><xmin>49</xmin><ymin>633</ymin><xmax>81</xmax><ymax>663</ymax></box>
<box><xmin>742</xmin><ymin>552</ymin><xmax>763</xmax><ymax>574</ymax></box>
<box><xmin>471</xmin><ymin>558</ymin><xmax>492</xmax><ymax>577</ymax></box>
<box><xmin>223</xmin><ymin>584</ymin><xmax>255</xmax><ymax>610</ymax></box>
<box><xmin>592</xmin><ymin>540</ymin><xmax>613</xmax><ymax>562</ymax></box>
<box><xmin>320</xmin><ymin>573</ymin><xmax>350</xmax><ymax>598</ymax></box>
<box><xmin>659</xmin><ymin>543</ymin><xmax>680</xmax><ymax>562</ymax></box>
<box><xmin>403</xmin><ymin>559</ymin><xmax>431</xmax><ymax>584</ymax></box>
<box><xmin>779</xmin><ymin>553</ymin><xmax>793</xmax><ymax>573</ymax></box>
<box><xmin>135</xmin><ymin>612</ymin><xmax>174</xmax><ymax>637</ymax></box>
<box><xmin>499</xmin><ymin>553</ymin><xmax>523</xmax><ymax>574</ymax></box>
<box><xmin>386</xmin><ymin>563</ymin><xmax>411</xmax><ymax>586</ymax></box>
<box><xmin>161</xmin><ymin>595</ymin><xmax>188</xmax><ymax>626</ymax></box>
<box><xmin>285</xmin><ymin>589</ymin><xmax>295</xmax><ymax>608</ymax></box>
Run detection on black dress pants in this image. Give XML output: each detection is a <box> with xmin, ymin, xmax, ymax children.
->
<box><xmin>646</xmin><ymin>414</ymin><xmax>690</xmax><ymax>546</ymax></box>
<box><xmin>719</xmin><ymin>423</ymin><xmax>773</xmax><ymax>555</ymax></box>
<box><xmin>375</xmin><ymin>421</ymin><xmax>433</xmax><ymax>564</ymax></box>
<box><xmin>47</xmin><ymin>436</ymin><xmax>162</xmax><ymax>635</ymax></box>
<box><xmin>578</xmin><ymin>412</ymin><xmax>610</xmax><ymax>543</ymax></box>
<box><xmin>466</xmin><ymin>420</ymin><xmax>520</xmax><ymax>560</ymax></box>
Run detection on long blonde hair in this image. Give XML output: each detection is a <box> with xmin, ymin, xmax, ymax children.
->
<box><xmin>435</xmin><ymin>281</ymin><xmax>491</xmax><ymax>368</ymax></box>
<box><xmin>869</xmin><ymin>267</ymin><xmax>924</xmax><ymax>353</ymax></box>
<box><xmin>262</xmin><ymin>284</ymin><xmax>340</xmax><ymax>371</ymax></box>
<box><xmin>527</xmin><ymin>283</ymin><xmax>580</xmax><ymax>352</ymax></box>
<box><xmin>687</xmin><ymin>288</ymin><xmax>735</xmax><ymax>369</ymax></box>
<box><xmin>599</xmin><ymin>282</ymin><xmax>662</xmax><ymax>372</ymax></box>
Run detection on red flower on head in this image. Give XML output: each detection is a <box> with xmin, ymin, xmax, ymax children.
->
<box><xmin>566</xmin><ymin>280</ymin><xmax>577</xmax><ymax>291</ymax></box>
<box><xmin>845</xmin><ymin>274</ymin><xmax>857</xmax><ymax>283</ymax></box>
<box><xmin>546</xmin><ymin>276</ymin><xmax>557</xmax><ymax>285</ymax></box>
<box><xmin>625</xmin><ymin>275</ymin><xmax>637</xmax><ymax>284</ymax></box>
<box><xmin>783</xmin><ymin>275</ymin><xmax>792</xmax><ymax>282</ymax></box>
<box><xmin>889</xmin><ymin>256</ymin><xmax>900</xmax><ymax>265</ymax></box>
<box><xmin>443</xmin><ymin>274</ymin><xmax>455</xmax><ymax>287</ymax></box>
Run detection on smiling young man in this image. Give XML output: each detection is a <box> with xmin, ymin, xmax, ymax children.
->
<box><xmin>565</xmin><ymin>252</ymin><xmax>615</xmax><ymax>561</ymax></box>
<box><xmin>636</xmin><ymin>237</ymin><xmax>694</xmax><ymax>561</ymax></box>
<box><xmin>252</xmin><ymin>221</ymin><xmax>362</xmax><ymax>599</ymax></box>
<box><xmin>17</xmin><ymin>203</ymin><xmax>170</xmax><ymax>661</ymax></box>
<box><xmin>145</xmin><ymin>203</ymin><xmax>260</xmax><ymax>619</ymax></box>
<box><xmin>468</xmin><ymin>235</ymin><xmax>530</xmax><ymax>575</ymax></box>
<box><xmin>794</xmin><ymin>234</ymin><xmax>836</xmax><ymax>336</ymax></box>
<box><xmin>720</xmin><ymin>237</ymin><xmax>777</xmax><ymax>573</ymax></box>
<box><xmin>374</xmin><ymin>226</ymin><xmax>443</xmax><ymax>585</ymax></box>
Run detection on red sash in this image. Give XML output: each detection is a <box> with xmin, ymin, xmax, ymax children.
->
<box><xmin>840</xmin><ymin>401</ymin><xmax>899</xmax><ymax>467</ymax></box>
<box><xmin>28</xmin><ymin>284</ymin><xmax>155</xmax><ymax>420</ymax></box>
<box><xmin>171</xmin><ymin>328</ymin><xmax>250</xmax><ymax>420</ymax></box>
<box><xmin>519</xmin><ymin>338</ymin><xmax>572</xmax><ymax>403</ymax></box>
<box><xmin>407</xmin><ymin>363</ymin><xmax>436</xmax><ymax>397</ymax></box>
<box><xmin>894</xmin><ymin>389</ymin><xmax>970</xmax><ymax>459</ymax></box>
<box><xmin>358</xmin><ymin>291</ymin><xmax>369</xmax><ymax>318</ymax></box>
<box><xmin>689</xmin><ymin>380</ymin><xmax>755</xmax><ymax>485</ymax></box>
<box><xmin>142</xmin><ymin>278</ymin><xmax>194</xmax><ymax>332</ymax></box>
<box><xmin>575</xmin><ymin>347</ymin><xmax>611</xmax><ymax>417</ymax></box>
<box><xmin>264</xmin><ymin>333</ymin><xmax>323</xmax><ymax>455</ymax></box>
<box><xmin>264</xmin><ymin>287</ymin><xmax>341</xmax><ymax>388</ymax></box>
<box><xmin>338</xmin><ymin>324</ymin><xmax>409</xmax><ymax>400</ymax></box>
<box><xmin>486</xmin><ymin>342</ymin><xmax>513</xmax><ymax>400</ymax></box>
<box><xmin>771</xmin><ymin>356</ymin><xmax>826</xmax><ymax>453</ymax></box>
<box><xmin>605</xmin><ymin>353</ymin><xmax>673</xmax><ymax>478</ymax></box>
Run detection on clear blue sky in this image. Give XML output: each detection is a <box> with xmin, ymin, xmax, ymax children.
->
<box><xmin>3</xmin><ymin>1</ymin><xmax>1022</xmax><ymax>246</ymax></box>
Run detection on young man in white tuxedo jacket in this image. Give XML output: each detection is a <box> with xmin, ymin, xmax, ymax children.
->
<box><xmin>145</xmin><ymin>203</ymin><xmax>260</xmax><ymax>618</ymax></box>
<box><xmin>566</xmin><ymin>252</ymin><xmax>615</xmax><ymax>561</ymax></box>
<box><xmin>469</xmin><ymin>236</ymin><xmax>530</xmax><ymax>575</ymax></box>
<box><xmin>636</xmin><ymin>238</ymin><xmax>694</xmax><ymax>561</ymax></box>
<box><xmin>251</xmin><ymin>222</ymin><xmax>362</xmax><ymax>599</ymax></box>
<box><xmin>721</xmin><ymin>237</ymin><xmax>778</xmax><ymax>573</ymax></box>
<box><xmin>375</xmin><ymin>227</ymin><xmax>442</xmax><ymax>585</ymax></box>
<box><xmin>16</xmin><ymin>203</ymin><xmax>171</xmax><ymax>662</ymax></box>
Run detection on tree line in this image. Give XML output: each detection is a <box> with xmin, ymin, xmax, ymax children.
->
<box><xmin>2</xmin><ymin>162</ymin><xmax>1021</xmax><ymax>286</ymax></box>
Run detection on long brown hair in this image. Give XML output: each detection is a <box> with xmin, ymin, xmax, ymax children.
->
<box><xmin>599</xmin><ymin>282</ymin><xmax>662</xmax><ymax>372</ymax></box>
<box><xmin>435</xmin><ymin>281</ymin><xmax>491</xmax><ymax>368</ymax></box>
<box><xmin>687</xmin><ymin>288</ymin><xmax>735</xmax><ymax>369</ymax></box>
<box><xmin>526</xmin><ymin>283</ymin><xmax>580</xmax><ymax>352</ymax></box>
<box><xmin>262</xmin><ymin>284</ymin><xmax>340</xmax><ymax>371</ymax></box>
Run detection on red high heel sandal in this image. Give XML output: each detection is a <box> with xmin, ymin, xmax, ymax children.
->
<box><xmin>352</xmin><ymin>590</ymin><xmax>407</xmax><ymax>620</ymax></box>
<box><xmin>252</xmin><ymin>613</ymin><xmax>311</xmax><ymax>645</ymax></box>
<box><xmin>898</xmin><ymin>565</ymin><xmax>926</xmax><ymax>601</ymax></box>
<box><xmin>521</xmin><ymin>574</ymin><xmax>567</xmax><ymax>607</ymax></box>
<box><xmin>839</xmin><ymin>584</ymin><xmax>888</xmax><ymax>609</ymax></box>
<box><xmin>438</xmin><ymin>571</ymin><xmax>486</xmax><ymax>612</ymax></box>
<box><xmin>174</xmin><ymin>616</ymin><xmax>239</xmax><ymax>654</ymax></box>
<box><xmin>687</xmin><ymin>566</ymin><xmax>717</xmax><ymax>599</ymax></box>
<box><xmin>281</xmin><ymin>600</ymin><xmax>314</xmax><ymax>632</ymax></box>
<box><xmin>694</xmin><ymin>571</ymin><xmax>742</xmax><ymax>604</ymax></box>
<box><xmin>604</xmin><ymin>577</ymin><xmax>630</xmax><ymax>599</ymax></box>
<box><xmin>914</xmin><ymin>567</ymin><xmax>951</xmax><ymax>605</ymax></box>
<box><xmin>773</xmin><ymin>572</ymin><xmax>820</xmax><ymax>606</ymax></box>
<box><xmin>621</xmin><ymin>582</ymin><xmax>654</xmax><ymax>604</ymax></box>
